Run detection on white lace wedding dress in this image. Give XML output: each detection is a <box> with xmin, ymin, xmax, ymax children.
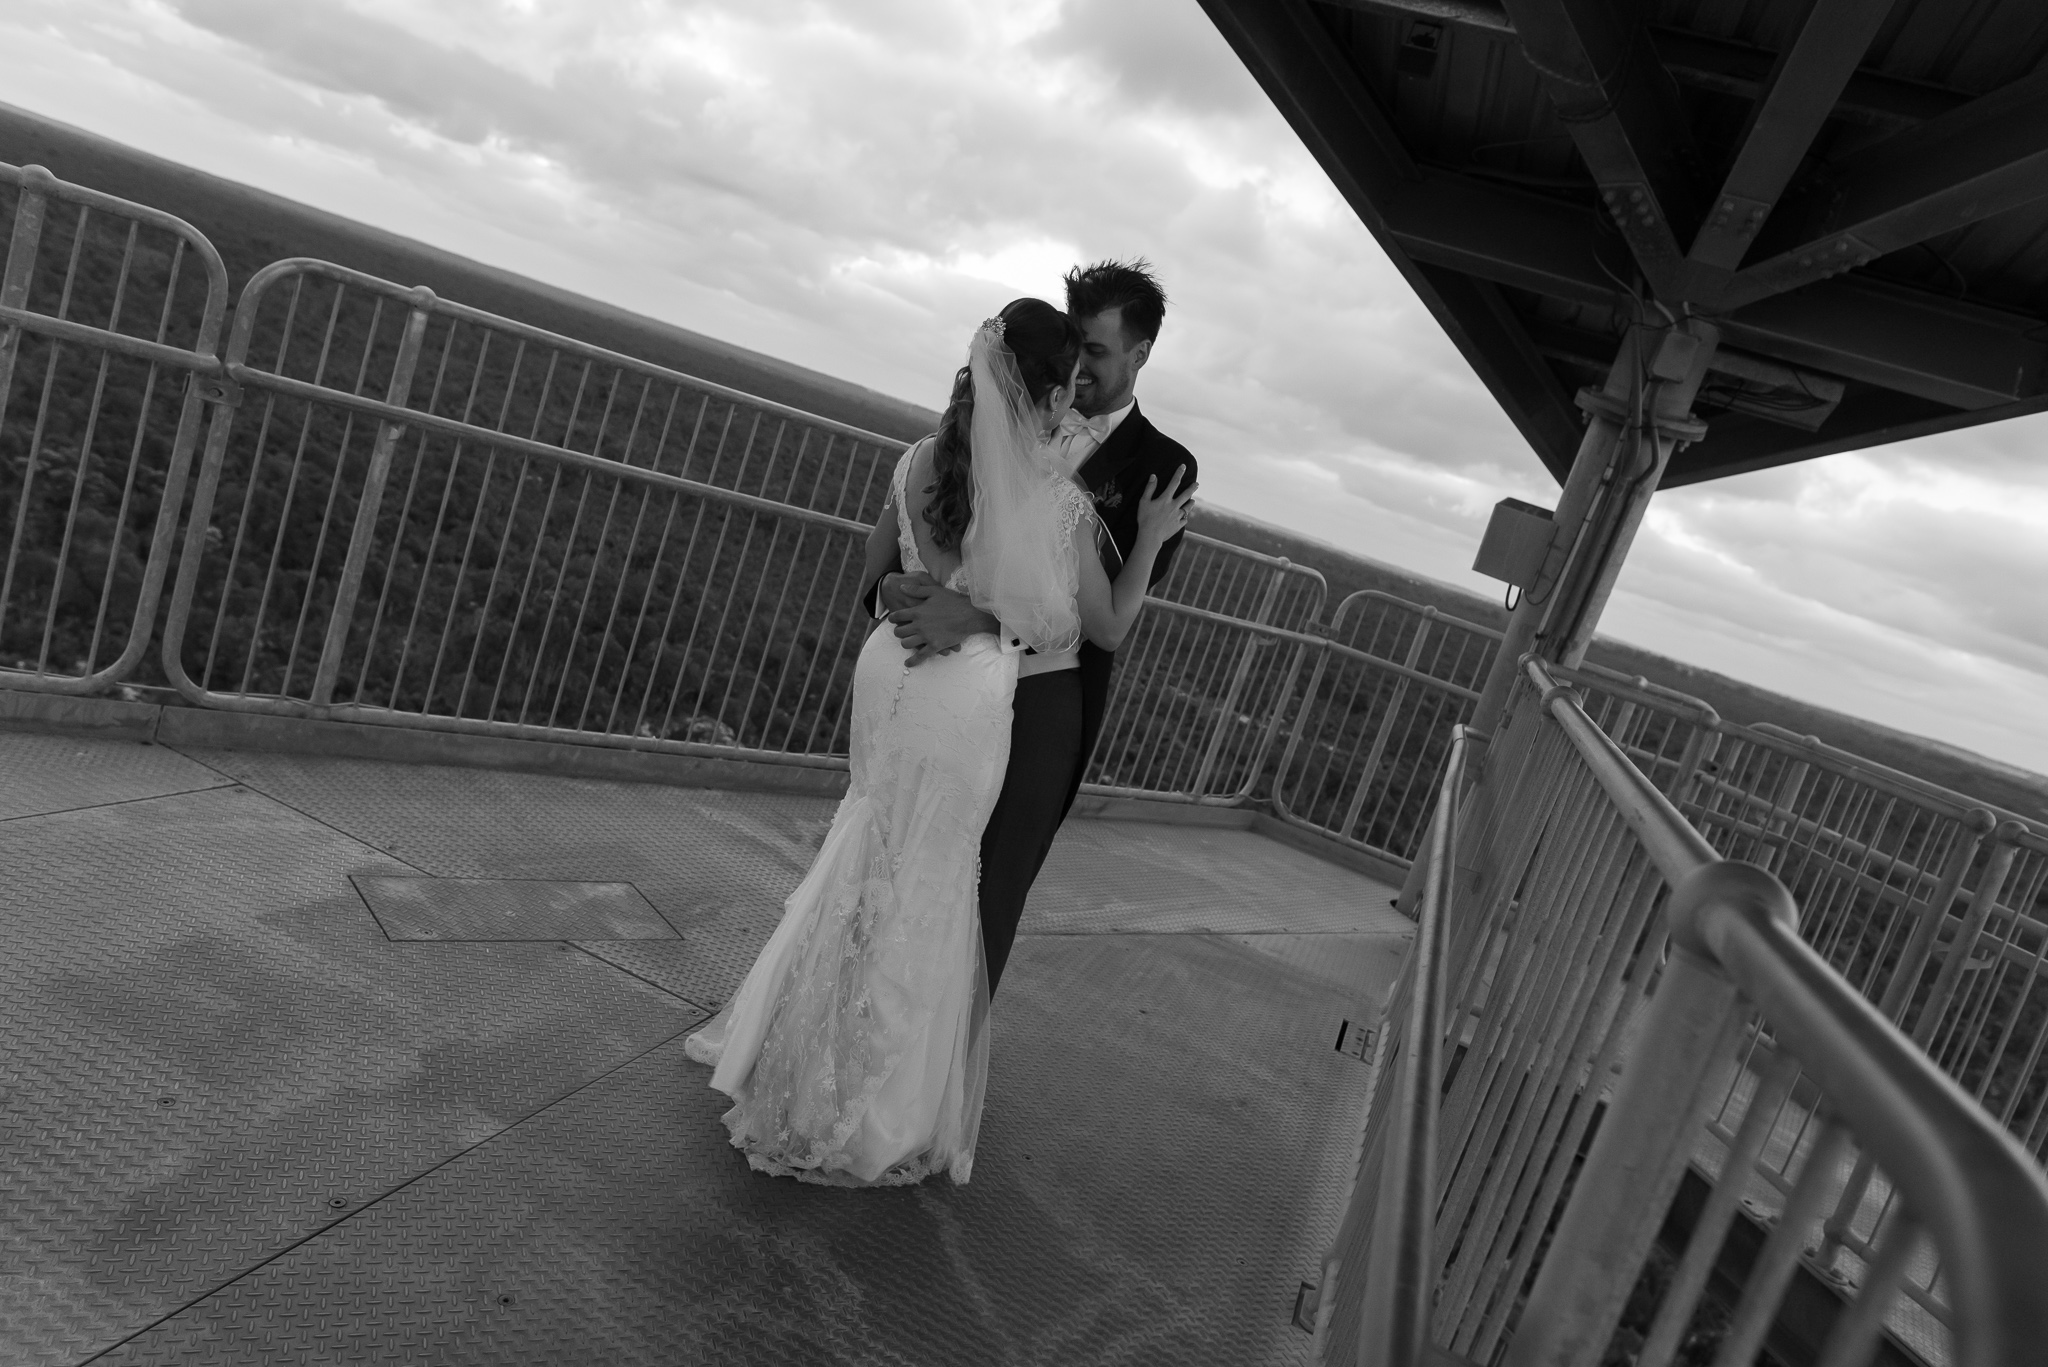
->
<box><xmin>684</xmin><ymin>442</ymin><xmax>1092</xmax><ymax>1186</ymax></box>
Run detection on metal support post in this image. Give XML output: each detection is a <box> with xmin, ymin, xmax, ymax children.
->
<box><xmin>1543</xmin><ymin>319</ymin><xmax>1720</xmax><ymax>668</ymax></box>
<box><xmin>1467</xmin><ymin>319</ymin><xmax>1720</xmax><ymax>736</ymax></box>
<box><xmin>309</xmin><ymin>287</ymin><xmax>434</xmax><ymax>707</ymax></box>
<box><xmin>0</xmin><ymin>165</ymin><xmax>53</xmax><ymax>418</ymax></box>
<box><xmin>1465</xmin><ymin>340</ymin><xmax>1635</xmax><ymax>741</ymax></box>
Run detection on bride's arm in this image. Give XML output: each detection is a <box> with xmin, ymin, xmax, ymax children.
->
<box><xmin>1078</xmin><ymin>466</ymin><xmax>1194</xmax><ymax>650</ymax></box>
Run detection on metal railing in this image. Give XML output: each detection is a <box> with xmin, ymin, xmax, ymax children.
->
<box><xmin>1273</xmin><ymin>591</ymin><xmax>1500</xmax><ymax>861</ymax></box>
<box><xmin>1323</xmin><ymin>659</ymin><xmax>2048</xmax><ymax>1366</ymax></box>
<box><xmin>0</xmin><ymin>163</ymin><xmax>228</xmax><ymax>694</ymax></box>
<box><xmin>153</xmin><ymin>257</ymin><xmax>900</xmax><ymax>767</ymax></box>
<box><xmin>1317</xmin><ymin>725</ymin><xmax>1467</xmax><ymax>1364</ymax></box>
<box><xmin>1551</xmin><ymin>665</ymin><xmax>2048</xmax><ymax>1182</ymax></box>
<box><xmin>0</xmin><ymin>163</ymin><xmax>1339</xmax><ymax>784</ymax></box>
<box><xmin>1085</xmin><ymin>532</ymin><xmax>1326</xmax><ymax>803</ymax></box>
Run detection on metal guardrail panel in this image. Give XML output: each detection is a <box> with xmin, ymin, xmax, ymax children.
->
<box><xmin>1553</xmin><ymin>664</ymin><xmax>2048</xmax><ymax>1177</ymax></box>
<box><xmin>0</xmin><ymin>163</ymin><xmax>227</xmax><ymax>696</ymax></box>
<box><xmin>1271</xmin><ymin>591</ymin><xmax>1499</xmax><ymax>863</ymax></box>
<box><xmin>1086</xmin><ymin>533</ymin><xmax>1326</xmax><ymax>804</ymax></box>
<box><xmin>154</xmin><ymin>260</ymin><xmax>878</xmax><ymax>765</ymax></box>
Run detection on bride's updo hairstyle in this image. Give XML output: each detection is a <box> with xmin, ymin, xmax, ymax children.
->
<box><xmin>924</xmin><ymin>297</ymin><xmax>1082</xmax><ymax>553</ymax></box>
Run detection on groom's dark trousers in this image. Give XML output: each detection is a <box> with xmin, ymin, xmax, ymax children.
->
<box><xmin>866</xmin><ymin>405</ymin><xmax>1196</xmax><ymax>993</ymax></box>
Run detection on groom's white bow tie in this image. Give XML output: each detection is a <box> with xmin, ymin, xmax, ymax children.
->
<box><xmin>1056</xmin><ymin>410</ymin><xmax>1112</xmax><ymax>446</ymax></box>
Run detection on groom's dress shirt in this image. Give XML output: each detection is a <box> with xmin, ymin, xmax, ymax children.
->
<box><xmin>1052</xmin><ymin>399</ymin><xmax>1134</xmax><ymax>477</ymax></box>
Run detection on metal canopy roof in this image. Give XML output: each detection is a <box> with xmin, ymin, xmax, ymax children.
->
<box><xmin>1199</xmin><ymin>0</ymin><xmax>2048</xmax><ymax>487</ymax></box>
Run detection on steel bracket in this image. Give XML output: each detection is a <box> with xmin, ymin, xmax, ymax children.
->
<box><xmin>194</xmin><ymin>375</ymin><xmax>244</xmax><ymax>409</ymax></box>
<box><xmin>1573</xmin><ymin>387</ymin><xmax>1709</xmax><ymax>444</ymax></box>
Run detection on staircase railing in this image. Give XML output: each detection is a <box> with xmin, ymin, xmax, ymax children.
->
<box><xmin>1317</xmin><ymin>726</ymin><xmax>1468</xmax><ymax>1363</ymax></box>
<box><xmin>1322</xmin><ymin>658</ymin><xmax>2048</xmax><ymax>1367</ymax></box>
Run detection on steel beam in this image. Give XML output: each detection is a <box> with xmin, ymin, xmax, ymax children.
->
<box><xmin>1198</xmin><ymin>0</ymin><xmax>1586</xmax><ymax>473</ymax></box>
<box><xmin>1321</xmin><ymin>1</ymin><xmax>1972</xmax><ymax>129</ymax></box>
<box><xmin>1687</xmin><ymin>0</ymin><xmax>1897</xmax><ymax>272</ymax></box>
<box><xmin>1730</xmin><ymin>66</ymin><xmax>2048</xmax><ymax>305</ymax></box>
<box><xmin>1374</xmin><ymin>170</ymin><xmax>2046</xmax><ymax>410</ymax></box>
<box><xmin>1496</xmin><ymin>0</ymin><xmax>1700</xmax><ymax>297</ymax></box>
<box><xmin>1383</xmin><ymin>171</ymin><xmax>1621</xmax><ymax>307</ymax></box>
<box><xmin>1719</xmin><ymin>275</ymin><xmax>2046</xmax><ymax>412</ymax></box>
<box><xmin>1669</xmin><ymin>388</ymin><xmax>2048</xmax><ymax>487</ymax></box>
<box><xmin>1650</xmin><ymin>27</ymin><xmax>1964</xmax><ymax>130</ymax></box>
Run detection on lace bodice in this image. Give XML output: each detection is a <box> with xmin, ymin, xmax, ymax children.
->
<box><xmin>891</xmin><ymin>441</ymin><xmax>1094</xmax><ymax>603</ymax></box>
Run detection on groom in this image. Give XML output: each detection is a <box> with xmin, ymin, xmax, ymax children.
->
<box><xmin>864</xmin><ymin>259</ymin><xmax>1198</xmax><ymax>994</ymax></box>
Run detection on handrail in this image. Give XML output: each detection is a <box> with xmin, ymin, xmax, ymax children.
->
<box><xmin>1528</xmin><ymin>659</ymin><xmax>1716</xmax><ymax>878</ymax></box>
<box><xmin>223</xmin><ymin>256</ymin><xmax>907</xmax><ymax>451</ymax></box>
<box><xmin>218</xmin><ymin>364</ymin><xmax>874</xmax><ymax>533</ymax></box>
<box><xmin>1506</xmin><ymin>659</ymin><xmax>2048</xmax><ymax>1367</ymax></box>
<box><xmin>1357</xmin><ymin>726</ymin><xmax>1465</xmax><ymax>1367</ymax></box>
<box><xmin>1689</xmin><ymin>867</ymin><xmax>2048</xmax><ymax>1362</ymax></box>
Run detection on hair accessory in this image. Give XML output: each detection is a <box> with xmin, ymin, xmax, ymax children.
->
<box><xmin>980</xmin><ymin>315</ymin><xmax>1006</xmax><ymax>341</ymax></box>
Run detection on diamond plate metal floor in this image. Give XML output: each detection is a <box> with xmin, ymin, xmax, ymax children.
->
<box><xmin>3</xmin><ymin>729</ymin><xmax>1406</xmax><ymax>1366</ymax></box>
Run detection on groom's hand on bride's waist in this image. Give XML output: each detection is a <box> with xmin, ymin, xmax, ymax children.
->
<box><xmin>882</xmin><ymin>574</ymin><xmax>999</xmax><ymax>666</ymax></box>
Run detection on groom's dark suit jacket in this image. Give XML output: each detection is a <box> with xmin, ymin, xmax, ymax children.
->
<box><xmin>1067</xmin><ymin>403</ymin><xmax>1196</xmax><ymax>808</ymax></box>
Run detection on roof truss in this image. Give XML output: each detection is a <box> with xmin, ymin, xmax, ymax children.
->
<box><xmin>1198</xmin><ymin>0</ymin><xmax>2048</xmax><ymax>486</ymax></box>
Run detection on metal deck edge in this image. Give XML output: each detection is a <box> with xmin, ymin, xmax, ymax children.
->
<box><xmin>0</xmin><ymin>686</ymin><xmax>1400</xmax><ymax>881</ymax></box>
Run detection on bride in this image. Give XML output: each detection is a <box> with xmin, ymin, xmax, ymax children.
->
<box><xmin>684</xmin><ymin>297</ymin><xmax>1193</xmax><ymax>1186</ymax></box>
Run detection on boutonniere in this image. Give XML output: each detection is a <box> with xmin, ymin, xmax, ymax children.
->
<box><xmin>1093</xmin><ymin>486</ymin><xmax>1125</xmax><ymax>512</ymax></box>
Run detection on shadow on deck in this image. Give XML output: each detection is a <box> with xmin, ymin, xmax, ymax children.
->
<box><xmin>2</xmin><ymin>724</ymin><xmax>1407</xmax><ymax>1366</ymax></box>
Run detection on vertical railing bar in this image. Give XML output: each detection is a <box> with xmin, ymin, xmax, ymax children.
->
<box><xmin>1636</xmin><ymin>1047</ymin><xmax>1804</xmax><ymax>1367</ymax></box>
<box><xmin>608</xmin><ymin>398</ymin><xmax>707</xmax><ymax>736</ymax></box>
<box><xmin>798</xmin><ymin>534</ymin><xmax>868</xmax><ymax>755</ymax></box>
<box><xmin>1709</xmin><ymin>1122</ymin><xmax>1857</xmax><ymax>1367</ymax></box>
<box><xmin>1460</xmin><ymin>840</ymin><xmax>1666</xmax><ymax>1347</ymax></box>
<box><xmin>1433</xmin><ymin>761</ymin><xmax>1598</xmax><ymax>1253</ymax></box>
<box><xmin>752</xmin><ymin>432</ymin><xmax>838</xmax><ymax>746</ymax></box>
<box><xmin>523</xmin><ymin>368</ymin><xmax>626</xmax><ymax>726</ymax></box>
<box><xmin>206</xmin><ymin>275</ymin><xmax>302</xmax><ymax>691</ymax></box>
<box><xmin>390</xmin><ymin>325</ymin><xmax>494</xmax><ymax>708</ymax></box>
<box><xmin>704</xmin><ymin>509</ymin><xmax>779</xmax><ymax>741</ymax></box>
<box><xmin>84</xmin><ymin>230</ymin><xmax>188</xmax><ymax>676</ymax></box>
<box><xmin>1811</xmin><ymin>1210</ymin><xmax>1925</xmax><ymax>1367</ymax></box>
<box><xmin>546</xmin><ymin>374</ymin><xmax>653</xmax><ymax>729</ymax></box>
<box><xmin>643</xmin><ymin>405</ymin><xmax>740</xmax><ymax>734</ymax></box>
<box><xmin>436</xmin><ymin>337</ymin><xmax>535</xmax><ymax>715</ymax></box>
<box><xmin>0</xmin><ymin>201</ymin><xmax>88</xmax><ymax>656</ymax></box>
<box><xmin>275</xmin><ymin>286</ymin><xmax>373</xmax><ymax>696</ymax></box>
<box><xmin>651</xmin><ymin>435</ymin><xmax>744</xmax><ymax>736</ymax></box>
<box><xmin>581</xmin><ymin>383</ymin><xmax>682</xmax><ymax>733</ymax></box>
<box><xmin>629</xmin><ymin>490</ymin><xmax>715</xmax><ymax>740</ymax></box>
<box><xmin>34</xmin><ymin>220</ymin><xmax>138</xmax><ymax>672</ymax></box>
<box><xmin>1438</xmin><ymin>786</ymin><xmax>1632</xmax><ymax>1331</ymax></box>
<box><xmin>1467</xmin><ymin>856</ymin><xmax>1672</xmax><ymax>1360</ymax></box>
<box><xmin>353</xmin><ymin>309</ymin><xmax>460</xmax><ymax>703</ymax></box>
<box><xmin>311</xmin><ymin>290</ymin><xmax>426</xmax><ymax>706</ymax></box>
<box><xmin>481</xmin><ymin>355</ymin><xmax>586</xmax><ymax>720</ymax></box>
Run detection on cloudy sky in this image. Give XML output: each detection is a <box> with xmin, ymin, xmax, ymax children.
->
<box><xmin>5</xmin><ymin>0</ymin><xmax>2046</xmax><ymax>772</ymax></box>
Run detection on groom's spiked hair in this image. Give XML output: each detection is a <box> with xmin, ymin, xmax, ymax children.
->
<box><xmin>1063</xmin><ymin>258</ymin><xmax>1167</xmax><ymax>344</ymax></box>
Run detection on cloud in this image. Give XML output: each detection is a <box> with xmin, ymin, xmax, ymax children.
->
<box><xmin>5</xmin><ymin>0</ymin><xmax>2047</xmax><ymax>771</ymax></box>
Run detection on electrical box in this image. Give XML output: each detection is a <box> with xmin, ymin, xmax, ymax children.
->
<box><xmin>1473</xmin><ymin>497</ymin><xmax>1554</xmax><ymax>588</ymax></box>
